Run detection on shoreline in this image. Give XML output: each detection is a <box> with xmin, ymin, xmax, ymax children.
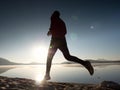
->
<box><xmin>0</xmin><ymin>76</ymin><xmax>120</xmax><ymax>90</ymax></box>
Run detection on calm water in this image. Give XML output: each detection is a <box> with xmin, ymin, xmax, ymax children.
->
<box><xmin>0</xmin><ymin>64</ymin><xmax>120</xmax><ymax>84</ymax></box>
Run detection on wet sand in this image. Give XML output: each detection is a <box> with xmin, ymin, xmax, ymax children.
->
<box><xmin>0</xmin><ymin>76</ymin><xmax>120</xmax><ymax>90</ymax></box>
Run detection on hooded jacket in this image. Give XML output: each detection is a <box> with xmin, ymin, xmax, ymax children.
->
<box><xmin>49</xmin><ymin>16</ymin><xmax>67</xmax><ymax>38</ymax></box>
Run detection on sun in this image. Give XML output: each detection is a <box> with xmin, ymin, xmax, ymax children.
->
<box><xmin>32</xmin><ymin>45</ymin><xmax>48</xmax><ymax>62</ymax></box>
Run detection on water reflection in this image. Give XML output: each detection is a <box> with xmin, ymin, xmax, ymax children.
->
<box><xmin>0</xmin><ymin>64</ymin><xmax>120</xmax><ymax>84</ymax></box>
<box><xmin>0</xmin><ymin>65</ymin><xmax>46</xmax><ymax>83</ymax></box>
<box><xmin>0</xmin><ymin>66</ymin><xmax>15</xmax><ymax>74</ymax></box>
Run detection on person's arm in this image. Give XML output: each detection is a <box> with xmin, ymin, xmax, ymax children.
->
<box><xmin>47</xmin><ymin>19</ymin><xmax>53</xmax><ymax>36</ymax></box>
<box><xmin>47</xmin><ymin>30</ymin><xmax>51</xmax><ymax>36</ymax></box>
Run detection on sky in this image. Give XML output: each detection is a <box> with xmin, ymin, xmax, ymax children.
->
<box><xmin>0</xmin><ymin>0</ymin><xmax>120</xmax><ymax>63</ymax></box>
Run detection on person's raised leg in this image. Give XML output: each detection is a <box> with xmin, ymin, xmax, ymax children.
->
<box><xmin>59</xmin><ymin>40</ymin><xmax>94</xmax><ymax>75</ymax></box>
<box><xmin>44</xmin><ymin>46</ymin><xmax>57</xmax><ymax>80</ymax></box>
<box><xmin>59</xmin><ymin>45</ymin><xmax>85</xmax><ymax>66</ymax></box>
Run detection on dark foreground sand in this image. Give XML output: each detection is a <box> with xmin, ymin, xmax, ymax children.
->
<box><xmin>0</xmin><ymin>76</ymin><xmax>120</xmax><ymax>90</ymax></box>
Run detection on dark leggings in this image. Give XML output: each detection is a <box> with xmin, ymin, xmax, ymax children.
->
<box><xmin>48</xmin><ymin>37</ymin><xmax>85</xmax><ymax>65</ymax></box>
<box><xmin>45</xmin><ymin>37</ymin><xmax>85</xmax><ymax>75</ymax></box>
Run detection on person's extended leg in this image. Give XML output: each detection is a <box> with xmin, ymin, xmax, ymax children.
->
<box><xmin>60</xmin><ymin>46</ymin><xmax>94</xmax><ymax>75</ymax></box>
<box><xmin>59</xmin><ymin>44</ymin><xmax>85</xmax><ymax>65</ymax></box>
<box><xmin>59</xmin><ymin>39</ymin><xmax>94</xmax><ymax>75</ymax></box>
<box><xmin>44</xmin><ymin>42</ymin><xmax>57</xmax><ymax>80</ymax></box>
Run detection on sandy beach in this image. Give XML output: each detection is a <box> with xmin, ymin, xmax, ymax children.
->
<box><xmin>0</xmin><ymin>76</ymin><xmax>120</xmax><ymax>90</ymax></box>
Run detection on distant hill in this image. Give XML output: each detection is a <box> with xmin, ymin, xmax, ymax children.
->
<box><xmin>0</xmin><ymin>57</ymin><xmax>44</xmax><ymax>65</ymax></box>
<box><xmin>61</xmin><ymin>59</ymin><xmax>120</xmax><ymax>64</ymax></box>
<box><xmin>27</xmin><ymin>62</ymin><xmax>45</xmax><ymax>65</ymax></box>
<box><xmin>86</xmin><ymin>59</ymin><xmax>120</xmax><ymax>63</ymax></box>
<box><xmin>0</xmin><ymin>57</ymin><xmax>20</xmax><ymax>65</ymax></box>
<box><xmin>1</xmin><ymin>57</ymin><xmax>120</xmax><ymax>65</ymax></box>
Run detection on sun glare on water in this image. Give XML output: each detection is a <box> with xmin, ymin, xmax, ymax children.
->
<box><xmin>35</xmin><ymin>74</ymin><xmax>44</xmax><ymax>84</ymax></box>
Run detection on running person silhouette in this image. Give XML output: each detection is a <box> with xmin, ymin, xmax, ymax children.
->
<box><xmin>44</xmin><ymin>11</ymin><xmax>94</xmax><ymax>80</ymax></box>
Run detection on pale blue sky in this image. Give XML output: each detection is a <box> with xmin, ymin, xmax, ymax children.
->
<box><xmin>0</xmin><ymin>0</ymin><xmax>120</xmax><ymax>63</ymax></box>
